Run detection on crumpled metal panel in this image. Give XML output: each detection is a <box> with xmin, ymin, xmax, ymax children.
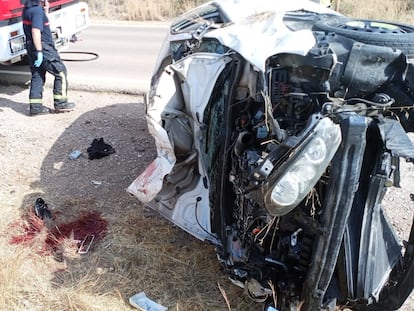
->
<box><xmin>128</xmin><ymin>53</ymin><xmax>229</xmax><ymax>243</ymax></box>
<box><xmin>378</xmin><ymin>118</ymin><xmax>414</xmax><ymax>161</ymax></box>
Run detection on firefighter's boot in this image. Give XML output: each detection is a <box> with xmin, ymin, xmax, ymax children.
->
<box><xmin>30</xmin><ymin>104</ymin><xmax>50</xmax><ymax>116</ymax></box>
<box><xmin>54</xmin><ymin>102</ymin><xmax>75</xmax><ymax>112</ymax></box>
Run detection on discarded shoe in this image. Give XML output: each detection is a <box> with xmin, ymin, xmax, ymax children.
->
<box><xmin>54</xmin><ymin>102</ymin><xmax>75</xmax><ymax>112</ymax></box>
<box><xmin>34</xmin><ymin>197</ymin><xmax>52</xmax><ymax>220</ymax></box>
<box><xmin>87</xmin><ymin>138</ymin><xmax>115</xmax><ymax>159</ymax></box>
<box><xmin>30</xmin><ymin>104</ymin><xmax>50</xmax><ymax>116</ymax></box>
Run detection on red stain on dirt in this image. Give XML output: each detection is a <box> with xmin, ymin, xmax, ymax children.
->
<box><xmin>9</xmin><ymin>213</ymin><xmax>45</xmax><ymax>245</ymax></box>
<box><xmin>9</xmin><ymin>211</ymin><xmax>107</xmax><ymax>255</ymax></box>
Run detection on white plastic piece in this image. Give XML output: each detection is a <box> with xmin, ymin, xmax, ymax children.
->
<box><xmin>129</xmin><ymin>292</ymin><xmax>167</xmax><ymax>311</ymax></box>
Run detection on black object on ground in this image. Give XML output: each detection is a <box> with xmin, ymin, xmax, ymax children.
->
<box><xmin>87</xmin><ymin>138</ymin><xmax>115</xmax><ymax>160</ymax></box>
<box><xmin>34</xmin><ymin>197</ymin><xmax>52</xmax><ymax>220</ymax></box>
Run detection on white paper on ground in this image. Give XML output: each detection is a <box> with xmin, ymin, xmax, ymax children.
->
<box><xmin>129</xmin><ymin>292</ymin><xmax>167</xmax><ymax>311</ymax></box>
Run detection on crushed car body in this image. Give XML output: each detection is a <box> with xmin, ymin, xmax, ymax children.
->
<box><xmin>128</xmin><ymin>0</ymin><xmax>414</xmax><ymax>309</ymax></box>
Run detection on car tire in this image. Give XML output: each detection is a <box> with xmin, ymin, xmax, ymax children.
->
<box><xmin>313</xmin><ymin>15</ymin><xmax>414</xmax><ymax>56</ymax></box>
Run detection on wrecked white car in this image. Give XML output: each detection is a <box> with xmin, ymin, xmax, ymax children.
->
<box><xmin>128</xmin><ymin>0</ymin><xmax>414</xmax><ymax>309</ymax></box>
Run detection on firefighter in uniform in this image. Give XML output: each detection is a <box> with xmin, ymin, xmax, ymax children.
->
<box><xmin>22</xmin><ymin>0</ymin><xmax>75</xmax><ymax>115</ymax></box>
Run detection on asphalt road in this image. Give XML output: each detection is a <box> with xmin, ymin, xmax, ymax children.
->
<box><xmin>0</xmin><ymin>22</ymin><xmax>169</xmax><ymax>94</ymax></box>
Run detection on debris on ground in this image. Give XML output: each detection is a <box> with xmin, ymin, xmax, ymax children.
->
<box><xmin>68</xmin><ymin>150</ymin><xmax>82</xmax><ymax>160</ymax></box>
<box><xmin>129</xmin><ymin>292</ymin><xmax>168</xmax><ymax>311</ymax></box>
<box><xmin>87</xmin><ymin>137</ymin><xmax>115</xmax><ymax>159</ymax></box>
<box><xmin>34</xmin><ymin>197</ymin><xmax>52</xmax><ymax>220</ymax></box>
<box><xmin>78</xmin><ymin>234</ymin><xmax>95</xmax><ymax>254</ymax></box>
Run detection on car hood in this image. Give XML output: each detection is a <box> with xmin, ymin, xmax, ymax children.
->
<box><xmin>207</xmin><ymin>0</ymin><xmax>340</xmax><ymax>71</ymax></box>
<box><xmin>152</xmin><ymin>0</ymin><xmax>340</xmax><ymax>78</ymax></box>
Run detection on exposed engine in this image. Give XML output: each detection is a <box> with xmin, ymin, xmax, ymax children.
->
<box><xmin>221</xmin><ymin>51</ymin><xmax>336</xmax><ymax>304</ymax></box>
<box><xmin>212</xmin><ymin>27</ymin><xmax>414</xmax><ymax>306</ymax></box>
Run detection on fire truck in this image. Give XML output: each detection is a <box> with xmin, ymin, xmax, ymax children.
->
<box><xmin>0</xmin><ymin>0</ymin><xmax>89</xmax><ymax>64</ymax></box>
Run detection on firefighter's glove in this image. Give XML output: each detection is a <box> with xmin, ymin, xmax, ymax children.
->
<box><xmin>34</xmin><ymin>51</ymin><xmax>43</xmax><ymax>67</ymax></box>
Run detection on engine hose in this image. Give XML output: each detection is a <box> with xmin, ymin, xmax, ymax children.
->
<box><xmin>234</xmin><ymin>131</ymin><xmax>254</xmax><ymax>157</ymax></box>
<box><xmin>59</xmin><ymin>51</ymin><xmax>99</xmax><ymax>62</ymax></box>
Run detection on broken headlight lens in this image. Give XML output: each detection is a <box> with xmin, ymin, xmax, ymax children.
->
<box><xmin>264</xmin><ymin>117</ymin><xmax>342</xmax><ymax>216</ymax></box>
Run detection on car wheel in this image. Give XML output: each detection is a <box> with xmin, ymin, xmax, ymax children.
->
<box><xmin>313</xmin><ymin>15</ymin><xmax>414</xmax><ymax>56</ymax></box>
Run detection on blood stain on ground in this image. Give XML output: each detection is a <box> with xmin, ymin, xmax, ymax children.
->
<box><xmin>9</xmin><ymin>210</ymin><xmax>107</xmax><ymax>256</ymax></box>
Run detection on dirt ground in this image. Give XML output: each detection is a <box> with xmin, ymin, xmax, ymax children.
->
<box><xmin>0</xmin><ymin>83</ymin><xmax>258</xmax><ymax>311</ymax></box>
<box><xmin>0</xmin><ymin>83</ymin><xmax>414</xmax><ymax>310</ymax></box>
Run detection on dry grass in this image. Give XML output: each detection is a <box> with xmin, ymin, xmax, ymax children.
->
<box><xmin>0</xmin><ymin>205</ymin><xmax>253</xmax><ymax>311</ymax></box>
<box><xmin>334</xmin><ymin>0</ymin><xmax>414</xmax><ymax>23</ymax></box>
<box><xmin>85</xmin><ymin>0</ymin><xmax>414</xmax><ymax>23</ymax></box>
<box><xmin>85</xmin><ymin>0</ymin><xmax>206</xmax><ymax>21</ymax></box>
<box><xmin>0</xmin><ymin>190</ymin><xmax>231</xmax><ymax>310</ymax></box>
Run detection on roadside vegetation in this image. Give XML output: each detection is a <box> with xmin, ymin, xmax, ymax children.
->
<box><xmin>85</xmin><ymin>0</ymin><xmax>414</xmax><ymax>23</ymax></box>
<box><xmin>337</xmin><ymin>0</ymin><xmax>414</xmax><ymax>23</ymax></box>
<box><xmin>85</xmin><ymin>0</ymin><xmax>206</xmax><ymax>21</ymax></box>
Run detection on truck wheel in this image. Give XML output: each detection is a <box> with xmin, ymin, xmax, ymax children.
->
<box><xmin>313</xmin><ymin>15</ymin><xmax>414</xmax><ymax>56</ymax></box>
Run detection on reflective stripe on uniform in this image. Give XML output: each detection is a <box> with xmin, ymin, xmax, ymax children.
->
<box><xmin>29</xmin><ymin>98</ymin><xmax>43</xmax><ymax>104</ymax></box>
<box><xmin>59</xmin><ymin>71</ymin><xmax>67</xmax><ymax>98</ymax></box>
<box><xmin>53</xmin><ymin>95</ymin><xmax>68</xmax><ymax>101</ymax></box>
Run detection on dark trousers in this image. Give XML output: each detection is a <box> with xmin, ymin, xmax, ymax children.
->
<box><xmin>28</xmin><ymin>42</ymin><xmax>68</xmax><ymax>106</ymax></box>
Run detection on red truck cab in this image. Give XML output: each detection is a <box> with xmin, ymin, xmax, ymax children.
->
<box><xmin>0</xmin><ymin>0</ymin><xmax>24</xmax><ymax>20</ymax></box>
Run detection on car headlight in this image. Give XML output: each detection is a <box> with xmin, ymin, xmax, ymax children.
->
<box><xmin>264</xmin><ymin>117</ymin><xmax>342</xmax><ymax>216</ymax></box>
